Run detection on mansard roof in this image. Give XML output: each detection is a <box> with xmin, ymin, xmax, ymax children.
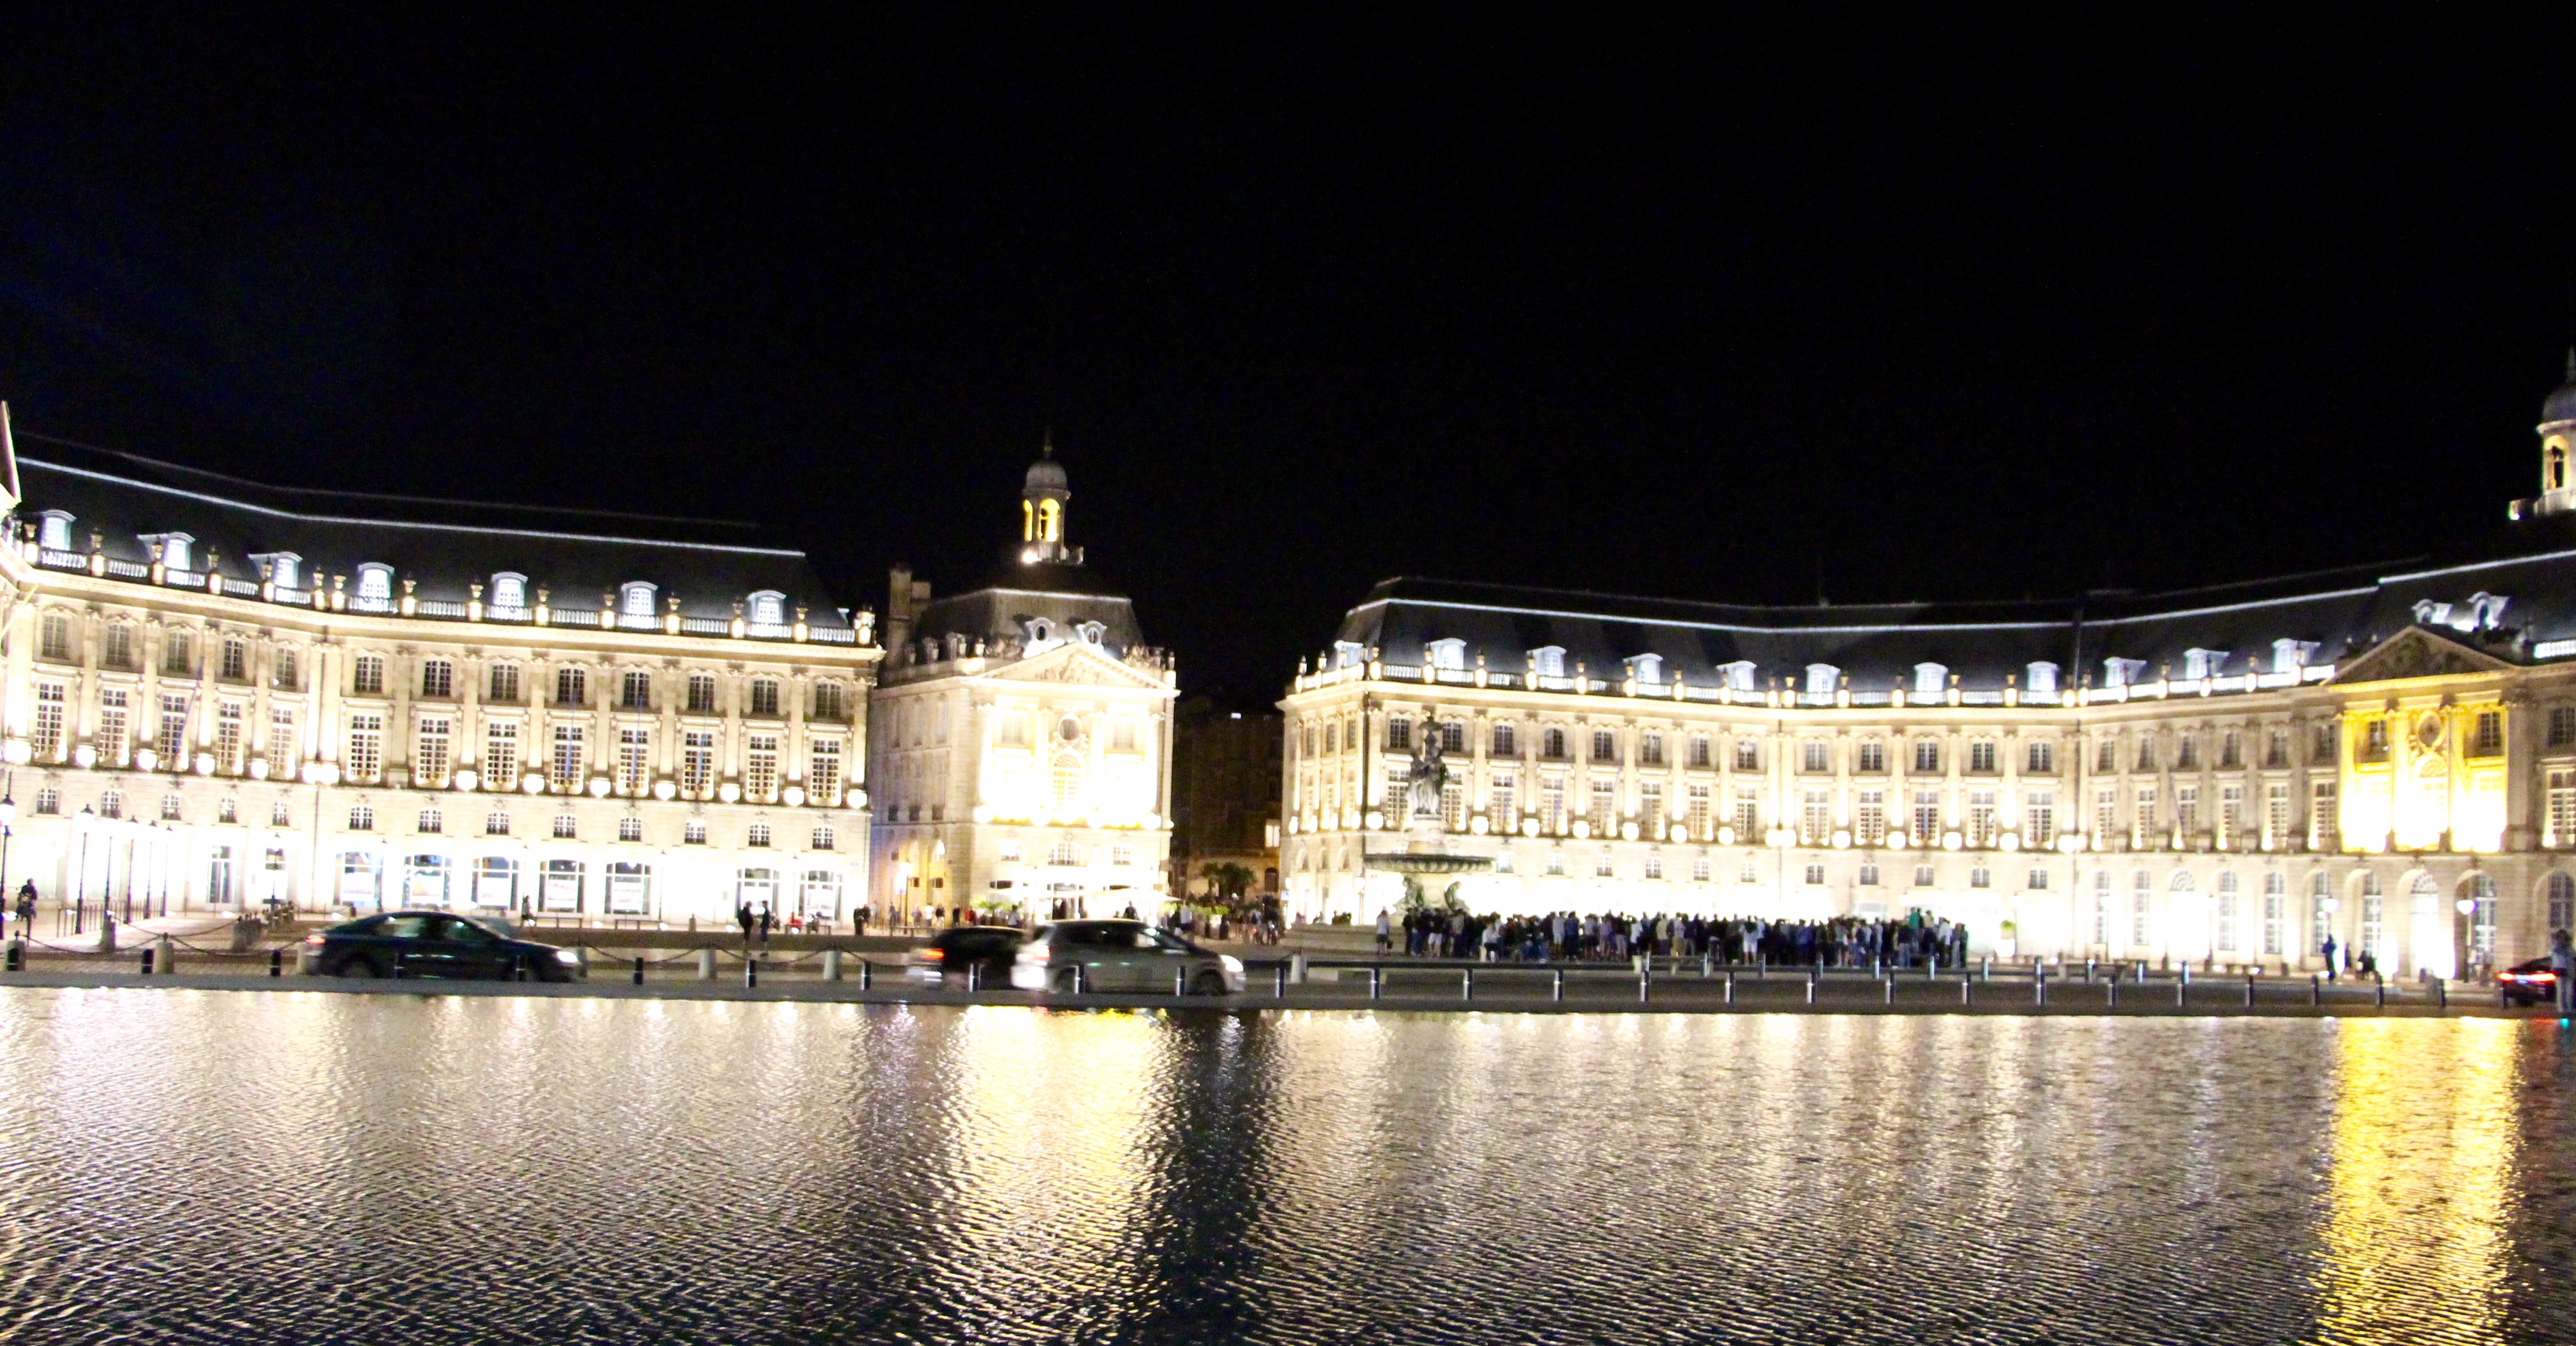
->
<box><xmin>907</xmin><ymin>556</ymin><xmax>1149</xmax><ymax>656</ymax></box>
<box><xmin>14</xmin><ymin>437</ymin><xmax>860</xmax><ymax>634</ymax></box>
<box><xmin>1326</xmin><ymin>516</ymin><xmax>2576</xmax><ymax>696</ymax></box>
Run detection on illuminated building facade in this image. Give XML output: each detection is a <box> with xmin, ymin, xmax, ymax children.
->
<box><xmin>0</xmin><ymin>421</ymin><xmax>879</xmax><ymax>926</ymax></box>
<box><xmin>1280</xmin><ymin>366</ymin><xmax>2576</xmax><ymax>976</ymax></box>
<box><xmin>869</xmin><ymin>450</ymin><xmax>1177</xmax><ymax>921</ymax></box>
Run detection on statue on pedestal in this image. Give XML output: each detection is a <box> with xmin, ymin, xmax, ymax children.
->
<box><xmin>1405</xmin><ymin>715</ymin><xmax>1447</xmax><ymax>822</ymax></box>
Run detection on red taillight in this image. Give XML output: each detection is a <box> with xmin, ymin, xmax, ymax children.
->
<box><xmin>1025</xmin><ymin>945</ymin><xmax>1051</xmax><ymax>963</ymax></box>
<box><xmin>918</xmin><ymin>948</ymin><xmax>944</xmax><ymax>962</ymax></box>
<box><xmin>303</xmin><ymin>934</ymin><xmax>325</xmax><ymax>946</ymax></box>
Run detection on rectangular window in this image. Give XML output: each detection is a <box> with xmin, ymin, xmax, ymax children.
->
<box><xmin>550</xmin><ymin>725</ymin><xmax>584</xmax><ymax>792</ymax></box>
<box><xmin>749</xmin><ymin>679</ymin><xmax>780</xmax><ymax>717</ymax></box>
<box><xmin>2137</xmin><ymin>738</ymin><xmax>2157</xmax><ymax>772</ymax></box>
<box><xmin>2176</xmin><ymin>734</ymin><xmax>2198</xmax><ymax>771</ymax></box>
<box><xmin>1686</xmin><ymin>784</ymin><xmax>1710</xmax><ymax>840</ymax></box>
<box><xmin>353</xmin><ymin>654</ymin><xmax>384</xmax><ymax>695</ymax></box>
<box><xmin>39</xmin><ymin>612</ymin><xmax>71</xmax><ymax>662</ymax></box>
<box><xmin>105</xmin><ymin>624</ymin><xmax>136</xmax><ymax>670</ymax></box>
<box><xmin>162</xmin><ymin>630</ymin><xmax>191</xmax><ymax>675</ymax></box>
<box><xmin>684</xmin><ymin>819</ymin><xmax>707</xmax><ymax>845</ymax></box>
<box><xmin>619</xmin><ymin>817</ymin><xmax>644</xmax><ymax>843</ymax></box>
<box><xmin>220</xmin><ymin>638</ymin><xmax>247</xmax><ymax>682</ymax></box>
<box><xmin>1639</xmin><ymin>783</ymin><xmax>1664</xmax><ymax>834</ymax></box>
<box><xmin>2265</xmin><ymin>732</ymin><xmax>2288</xmax><ymax>769</ymax></box>
<box><xmin>2134</xmin><ymin>881</ymin><xmax>2153</xmax><ymax>947</ymax></box>
<box><xmin>1913</xmin><ymin>740</ymin><xmax>1940</xmax><ymax>773</ymax></box>
<box><xmin>2263</xmin><ymin>884</ymin><xmax>2286</xmax><ymax>957</ymax></box>
<box><xmin>2310</xmin><ymin>781</ymin><xmax>2337</xmax><ymax>849</ymax></box>
<box><xmin>1968</xmin><ymin>741</ymin><xmax>1996</xmax><ymax>773</ymax></box>
<box><xmin>1592</xmin><ymin>729</ymin><xmax>1616</xmax><ymax>763</ymax></box>
<box><xmin>809</xmin><ymin>740</ymin><xmax>842</xmax><ymax>804</ymax></box>
<box><xmin>2219</xmin><ymin>731</ymin><xmax>2241</xmax><ymax>770</ymax></box>
<box><xmin>1801</xmin><ymin>789</ymin><xmax>1831</xmax><ymax>842</ymax></box>
<box><xmin>555</xmin><ymin>666</ymin><xmax>588</xmax><ymax>706</ymax></box>
<box><xmin>2551</xmin><ymin>771</ymin><xmax>2576</xmax><ymax>847</ymax></box>
<box><xmin>1734</xmin><ymin>739</ymin><xmax>1759</xmax><ymax>772</ymax></box>
<box><xmin>2175</xmin><ymin>786</ymin><xmax>2200</xmax><ymax>841</ymax></box>
<box><xmin>2315</xmin><ymin>722</ymin><xmax>2338</xmax><ymax>763</ymax></box>
<box><xmin>415</xmin><ymin>718</ymin><xmax>452</xmax><ymax>787</ymax></box>
<box><xmin>1970</xmin><ymin>866</ymin><xmax>1991</xmax><ymax>889</ymax></box>
<box><xmin>348</xmin><ymin>805</ymin><xmax>374</xmax><ymax>831</ymax></box>
<box><xmin>1639</xmin><ymin>732</ymin><xmax>1664</xmax><ymax>767</ymax></box>
<box><xmin>2024</xmin><ymin>791</ymin><xmax>2054</xmax><ymax>847</ymax></box>
<box><xmin>1859</xmin><ymin>862</ymin><xmax>1879</xmax><ymax>886</ymax></box>
<box><xmin>346</xmin><ymin>713</ymin><xmax>383</xmax><ymax>783</ymax></box>
<box><xmin>419</xmin><ymin>808</ymin><xmax>443</xmax><ymax>835</ymax></box>
<box><xmin>273</xmin><ymin>647</ymin><xmax>298</xmax><ymax>691</ymax></box>
<box><xmin>1491</xmin><ymin>723</ymin><xmax>1517</xmax><ymax>757</ymax></box>
<box><xmin>2217</xmin><ymin>886</ymin><xmax>2239</xmax><ymax>951</ymax></box>
<box><xmin>683</xmin><ymin>731</ymin><xmax>715</xmax><ymax>795</ymax></box>
<box><xmin>1544</xmin><ymin>728</ymin><xmax>1568</xmax><ymax>760</ymax></box>
<box><xmin>269</xmin><ymin>708</ymin><xmax>296</xmax><ymax>773</ymax></box>
<box><xmin>156</xmin><ymin>694</ymin><xmax>190</xmax><ymax>767</ymax></box>
<box><xmin>2266</xmin><ymin>784</ymin><xmax>2291</xmax><ymax>850</ymax></box>
<box><xmin>1912</xmin><ymin>790</ymin><xmax>1941</xmax><ymax>843</ymax></box>
<box><xmin>2218</xmin><ymin>784</ymin><xmax>2244</xmax><ymax>848</ymax></box>
<box><xmin>618</xmin><ymin>728</ymin><xmax>651</xmax><ymax>793</ymax></box>
<box><xmin>1914</xmin><ymin>864</ymin><xmax>1935</xmax><ymax>887</ymax></box>
<box><xmin>97</xmin><ymin>689</ymin><xmax>128</xmax><ymax>766</ymax></box>
<box><xmin>1734</xmin><ymin>789</ymin><xmax>1760</xmax><ymax>838</ymax></box>
<box><xmin>2026</xmin><ymin>868</ymin><xmax>2047</xmax><ymax>891</ymax></box>
<box><xmin>2135</xmin><ymin>788</ymin><xmax>2159</xmax><ymax>844</ymax></box>
<box><xmin>1643</xmin><ymin>853</ymin><xmax>1663</xmax><ymax>880</ymax></box>
<box><xmin>688</xmin><ymin>673</ymin><xmax>718</xmax><ymax>715</ymax></box>
<box><xmin>621</xmin><ymin>670</ymin><xmax>652</xmax><ymax>711</ymax></box>
<box><xmin>2097</xmin><ymin>787</ymin><xmax>2119</xmax><ymax>843</ymax></box>
<box><xmin>2097</xmin><ymin>739</ymin><xmax>2117</xmax><ymax>774</ymax></box>
<box><xmin>1489</xmin><ymin>771</ymin><xmax>1517</xmax><ymax>823</ymax></box>
<box><xmin>1589</xmin><ymin>780</ymin><xmax>1615</xmax><ymax>833</ymax></box>
<box><xmin>1688</xmin><ymin>735</ymin><xmax>1711</xmax><ymax>769</ymax></box>
<box><xmin>1858</xmin><ymin>740</ymin><xmax>1886</xmax><ymax>773</ymax></box>
<box><xmin>813</xmin><ymin>683</ymin><xmax>845</xmax><ymax>720</ymax></box>
<box><xmin>485</xmin><ymin>722</ymin><xmax>519</xmax><ymax>790</ymax></box>
<box><xmin>2472</xmin><ymin>710</ymin><xmax>2503</xmax><ymax>757</ymax></box>
<box><xmin>31</xmin><ymin>684</ymin><xmax>65</xmax><ymax>762</ymax></box>
<box><xmin>489</xmin><ymin>663</ymin><xmax>520</xmax><ymax>702</ymax></box>
<box><xmin>1856</xmin><ymin>789</ymin><xmax>1885</xmax><ymax>844</ymax></box>
<box><xmin>2552</xmin><ymin>705</ymin><xmax>2576</xmax><ymax>748</ymax></box>
<box><xmin>2362</xmin><ymin>721</ymin><xmax>2388</xmax><ymax>761</ymax></box>
<box><xmin>1540</xmin><ymin>778</ymin><xmax>1567</xmax><ymax>832</ymax></box>
<box><xmin>746</xmin><ymin>735</ymin><xmax>779</xmax><ymax>802</ymax></box>
<box><xmin>1112</xmin><ymin>720</ymin><xmax>1139</xmax><ymax>753</ymax></box>
<box><xmin>1691</xmin><ymin>857</ymin><xmax>1711</xmax><ymax>883</ymax></box>
<box><xmin>34</xmin><ymin>789</ymin><xmax>58</xmax><ymax>816</ymax></box>
<box><xmin>1966</xmin><ymin>789</ymin><xmax>1997</xmax><ymax>847</ymax></box>
<box><xmin>1802</xmin><ymin>740</ymin><xmax>1829</xmax><ymax>773</ymax></box>
<box><xmin>1387</xmin><ymin>718</ymin><xmax>1412</xmax><ymax>751</ymax></box>
<box><xmin>421</xmin><ymin>658</ymin><xmax>454</xmax><ymax>699</ymax></box>
<box><xmin>215</xmin><ymin>703</ymin><xmax>244</xmax><ymax>775</ymax></box>
<box><xmin>1803</xmin><ymin>862</ymin><xmax>1826</xmax><ymax>886</ymax></box>
<box><xmin>554</xmin><ymin>814</ymin><xmax>578</xmax><ymax>840</ymax></box>
<box><xmin>2025</xmin><ymin>741</ymin><xmax>2054</xmax><ymax>774</ymax></box>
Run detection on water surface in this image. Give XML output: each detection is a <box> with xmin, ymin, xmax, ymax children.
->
<box><xmin>0</xmin><ymin>989</ymin><xmax>2567</xmax><ymax>1345</ymax></box>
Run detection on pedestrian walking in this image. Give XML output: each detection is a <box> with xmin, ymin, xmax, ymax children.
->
<box><xmin>13</xmin><ymin>880</ymin><xmax>33</xmax><ymax>936</ymax></box>
<box><xmin>736</xmin><ymin>901</ymin><xmax>754</xmax><ymax>945</ymax></box>
<box><xmin>1375</xmin><ymin>908</ymin><xmax>1392</xmax><ymax>954</ymax></box>
<box><xmin>2320</xmin><ymin>933</ymin><xmax>2338</xmax><ymax>982</ymax></box>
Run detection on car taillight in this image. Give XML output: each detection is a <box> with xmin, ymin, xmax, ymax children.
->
<box><xmin>303</xmin><ymin>934</ymin><xmax>325</xmax><ymax>946</ymax></box>
<box><xmin>919</xmin><ymin>948</ymin><xmax>943</xmax><ymax>962</ymax></box>
<box><xmin>1025</xmin><ymin>945</ymin><xmax>1051</xmax><ymax>962</ymax></box>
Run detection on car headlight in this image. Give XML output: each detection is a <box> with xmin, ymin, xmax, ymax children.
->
<box><xmin>1219</xmin><ymin>955</ymin><xmax>1243</xmax><ymax>974</ymax></box>
<box><xmin>552</xmin><ymin>948</ymin><xmax>580</xmax><ymax>964</ymax></box>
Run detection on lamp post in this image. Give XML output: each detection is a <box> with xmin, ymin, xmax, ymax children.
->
<box><xmin>0</xmin><ymin>779</ymin><xmax>15</xmax><ymax>937</ymax></box>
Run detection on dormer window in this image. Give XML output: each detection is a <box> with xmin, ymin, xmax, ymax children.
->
<box><xmin>1528</xmin><ymin>646</ymin><xmax>1567</xmax><ymax>679</ymax></box>
<box><xmin>354</xmin><ymin>564</ymin><xmax>395</xmax><ymax>612</ymax></box>
<box><xmin>1332</xmin><ymin>640</ymin><xmax>1365</xmax><ymax>670</ymax></box>
<box><xmin>489</xmin><ymin>572</ymin><xmax>528</xmax><ymax>613</ymax></box>
<box><xmin>1912</xmin><ymin>663</ymin><xmax>1948</xmax><ymax>698</ymax></box>
<box><xmin>36</xmin><ymin>512</ymin><xmax>72</xmax><ymax>552</ymax></box>
<box><xmin>747</xmin><ymin>591</ymin><xmax>786</xmax><ymax>627</ymax></box>
<box><xmin>1027</xmin><ymin>617</ymin><xmax>1059</xmax><ymax>648</ymax></box>
<box><xmin>2182</xmin><ymin>648</ymin><xmax>2228</xmax><ymax>680</ymax></box>
<box><xmin>2104</xmin><ymin>657</ymin><xmax>2147</xmax><ymax>688</ymax></box>
<box><xmin>252</xmin><ymin>552</ymin><xmax>302</xmax><ymax>590</ymax></box>
<box><xmin>2271</xmin><ymin>638</ymin><xmax>2320</xmax><ymax>675</ymax></box>
<box><xmin>1425</xmin><ymin>638</ymin><xmax>1467</xmax><ymax>671</ymax></box>
<box><xmin>2026</xmin><ymin>662</ymin><xmax>2060</xmax><ymax>696</ymax></box>
<box><xmin>1076</xmin><ymin>620</ymin><xmax>1107</xmax><ymax>646</ymax></box>
<box><xmin>1625</xmin><ymin>653</ymin><xmax>1663</xmax><ymax>684</ymax></box>
<box><xmin>620</xmin><ymin>582</ymin><xmax>658</xmax><ymax>628</ymax></box>
<box><xmin>1716</xmin><ymin>660</ymin><xmax>1757</xmax><ymax>692</ymax></box>
<box><xmin>1805</xmin><ymin>664</ymin><xmax>1839</xmax><ymax>698</ymax></box>
<box><xmin>139</xmin><ymin>532</ymin><xmax>196</xmax><ymax>571</ymax></box>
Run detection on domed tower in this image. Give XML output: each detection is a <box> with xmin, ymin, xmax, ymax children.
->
<box><xmin>2532</xmin><ymin>351</ymin><xmax>2576</xmax><ymax>517</ymax></box>
<box><xmin>1019</xmin><ymin>435</ymin><xmax>1082</xmax><ymax>564</ymax></box>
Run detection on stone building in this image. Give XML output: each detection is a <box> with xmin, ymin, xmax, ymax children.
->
<box><xmin>0</xmin><ymin>422</ymin><xmax>878</xmax><ymax>926</ymax></box>
<box><xmin>1279</xmin><ymin>365</ymin><xmax>2576</xmax><ymax>977</ymax></box>
<box><xmin>1168</xmin><ymin>695</ymin><xmax>1283</xmax><ymax>901</ymax></box>
<box><xmin>869</xmin><ymin>448</ymin><xmax>1177</xmax><ymax>922</ymax></box>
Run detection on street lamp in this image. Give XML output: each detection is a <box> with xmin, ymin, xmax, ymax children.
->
<box><xmin>0</xmin><ymin>779</ymin><xmax>15</xmax><ymax>936</ymax></box>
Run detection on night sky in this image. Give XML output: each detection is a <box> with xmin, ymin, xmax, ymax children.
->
<box><xmin>3</xmin><ymin>13</ymin><xmax>2572</xmax><ymax>701</ymax></box>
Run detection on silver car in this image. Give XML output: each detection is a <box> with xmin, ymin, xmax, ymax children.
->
<box><xmin>1010</xmin><ymin>919</ymin><xmax>1244</xmax><ymax>995</ymax></box>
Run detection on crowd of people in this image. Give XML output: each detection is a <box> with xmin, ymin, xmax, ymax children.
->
<box><xmin>1373</xmin><ymin>907</ymin><xmax>1973</xmax><ymax>969</ymax></box>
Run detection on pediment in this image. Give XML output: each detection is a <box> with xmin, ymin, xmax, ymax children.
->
<box><xmin>987</xmin><ymin>640</ymin><xmax>1170</xmax><ymax>689</ymax></box>
<box><xmin>2327</xmin><ymin>625</ymin><xmax>2516</xmax><ymax>686</ymax></box>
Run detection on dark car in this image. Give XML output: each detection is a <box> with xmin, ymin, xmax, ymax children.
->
<box><xmin>2497</xmin><ymin>957</ymin><xmax>2564</xmax><ymax>1006</ymax></box>
<box><xmin>907</xmin><ymin>926</ymin><xmax>1025</xmax><ymax>988</ymax></box>
<box><xmin>306</xmin><ymin>911</ymin><xmax>582</xmax><ymax>982</ymax></box>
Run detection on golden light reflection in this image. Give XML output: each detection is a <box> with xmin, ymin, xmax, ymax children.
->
<box><xmin>2316</xmin><ymin>1019</ymin><xmax>2521</xmax><ymax>1346</ymax></box>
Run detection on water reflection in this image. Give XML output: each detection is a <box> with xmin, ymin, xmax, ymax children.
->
<box><xmin>0</xmin><ymin>990</ymin><xmax>2566</xmax><ymax>1345</ymax></box>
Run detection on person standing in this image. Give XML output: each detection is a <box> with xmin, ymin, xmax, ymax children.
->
<box><xmin>757</xmin><ymin>903</ymin><xmax>774</xmax><ymax>943</ymax></box>
<box><xmin>735</xmin><ymin>900</ymin><xmax>754</xmax><ymax>946</ymax></box>
<box><xmin>12</xmin><ymin>880</ymin><xmax>33</xmax><ymax>937</ymax></box>
<box><xmin>2320</xmin><ymin>933</ymin><xmax>2339</xmax><ymax>983</ymax></box>
<box><xmin>2551</xmin><ymin>928</ymin><xmax>2574</xmax><ymax>1014</ymax></box>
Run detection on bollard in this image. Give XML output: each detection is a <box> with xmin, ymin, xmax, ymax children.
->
<box><xmin>7</xmin><ymin>940</ymin><xmax>22</xmax><ymax>973</ymax></box>
<box><xmin>1369</xmin><ymin>966</ymin><xmax>1383</xmax><ymax>1000</ymax></box>
<box><xmin>745</xmin><ymin>958</ymin><xmax>759</xmax><ymax>989</ymax></box>
<box><xmin>1462</xmin><ymin>967</ymin><xmax>1473</xmax><ymax>1001</ymax></box>
<box><xmin>140</xmin><ymin>946</ymin><xmax>155</xmax><ymax>975</ymax></box>
<box><xmin>1072</xmin><ymin>963</ymin><xmax>1087</xmax><ymax>995</ymax></box>
<box><xmin>1961</xmin><ymin>975</ymin><xmax>1972</xmax><ymax>1006</ymax></box>
<box><xmin>2245</xmin><ymin>972</ymin><xmax>2256</xmax><ymax>1008</ymax></box>
<box><xmin>2086</xmin><ymin>957</ymin><xmax>2096</xmax><ymax>984</ymax></box>
<box><xmin>2108</xmin><ymin>975</ymin><xmax>2118</xmax><ymax>1009</ymax></box>
<box><xmin>858</xmin><ymin>959</ymin><xmax>873</xmax><ymax>990</ymax></box>
<box><xmin>1928</xmin><ymin>955</ymin><xmax>1940</xmax><ymax>981</ymax></box>
<box><xmin>266</xmin><ymin>946</ymin><xmax>281</xmax><ymax>977</ymax></box>
<box><xmin>1174</xmin><ymin>966</ymin><xmax>1186</xmax><ymax>997</ymax></box>
<box><xmin>1883</xmin><ymin>975</ymin><xmax>1895</xmax><ymax>1006</ymax></box>
<box><xmin>1289</xmin><ymin>952</ymin><xmax>1307</xmax><ymax>985</ymax></box>
<box><xmin>1804</xmin><ymin>977</ymin><xmax>1816</xmax><ymax>1005</ymax></box>
<box><xmin>1702</xmin><ymin>951</ymin><xmax>1713</xmax><ymax>979</ymax></box>
<box><xmin>1551</xmin><ymin>968</ymin><xmax>1565</xmax><ymax>1003</ymax></box>
<box><xmin>2434</xmin><ymin>976</ymin><xmax>2447</xmax><ymax>1012</ymax></box>
<box><xmin>1639</xmin><ymin>967</ymin><xmax>1651</xmax><ymax>1005</ymax></box>
<box><xmin>2374</xmin><ymin>972</ymin><xmax>2385</xmax><ymax>1010</ymax></box>
<box><xmin>634</xmin><ymin>956</ymin><xmax>646</xmax><ymax>986</ymax></box>
<box><xmin>2175</xmin><ymin>967</ymin><xmax>2186</xmax><ymax>1008</ymax></box>
<box><xmin>1724</xmin><ymin>970</ymin><xmax>1735</xmax><ymax>1005</ymax></box>
<box><xmin>823</xmin><ymin>949</ymin><xmax>842</xmax><ymax>983</ymax></box>
<box><xmin>1982</xmin><ymin>956</ymin><xmax>1992</xmax><ymax>982</ymax></box>
<box><xmin>698</xmin><ymin>947</ymin><xmax>716</xmax><ymax>981</ymax></box>
<box><xmin>2034</xmin><ymin>963</ymin><xmax>2046</xmax><ymax>1006</ymax></box>
<box><xmin>2498</xmin><ymin>979</ymin><xmax>2509</xmax><ymax>1011</ymax></box>
<box><xmin>1274</xmin><ymin>962</ymin><xmax>1289</xmax><ymax>998</ymax></box>
<box><xmin>1758</xmin><ymin>954</ymin><xmax>1767</xmax><ymax>979</ymax></box>
<box><xmin>158</xmin><ymin>935</ymin><xmax>176</xmax><ymax>976</ymax></box>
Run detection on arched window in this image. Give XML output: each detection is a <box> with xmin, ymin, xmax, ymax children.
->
<box><xmin>2409</xmin><ymin>871</ymin><xmax>2439</xmax><ymax>899</ymax></box>
<box><xmin>2554</xmin><ymin>444</ymin><xmax>2566</xmax><ymax>491</ymax></box>
<box><xmin>36</xmin><ymin>512</ymin><xmax>72</xmax><ymax>552</ymax></box>
<box><xmin>489</xmin><ymin>572</ymin><xmax>527</xmax><ymax>612</ymax></box>
<box><xmin>621</xmin><ymin>582</ymin><xmax>658</xmax><ymax>619</ymax></box>
<box><xmin>2170</xmin><ymin>871</ymin><xmax>2196</xmax><ymax>891</ymax></box>
<box><xmin>1050</xmin><ymin>753</ymin><xmax>1084</xmax><ymax>808</ymax></box>
<box><xmin>748</xmin><ymin>591</ymin><xmax>785</xmax><ymax>627</ymax></box>
<box><xmin>354</xmin><ymin>564</ymin><xmax>394</xmax><ymax>611</ymax></box>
